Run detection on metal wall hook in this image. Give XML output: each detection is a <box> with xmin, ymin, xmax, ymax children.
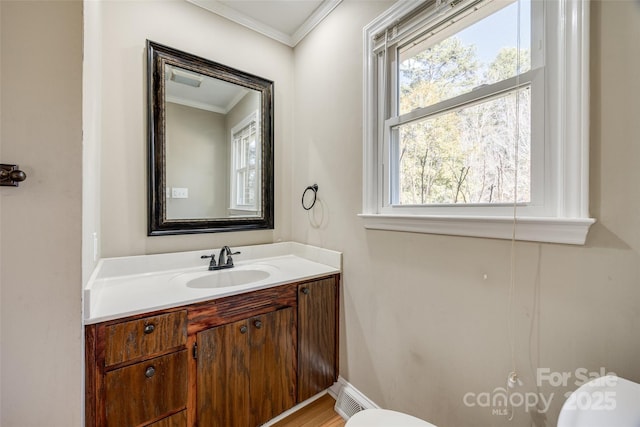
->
<box><xmin>0</xmin><ymin>164</ymin><xmax>27</xmax><ymax>187</ymax></box>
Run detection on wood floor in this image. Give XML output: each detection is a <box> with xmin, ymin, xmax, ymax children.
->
<box><xmin>270</xmin><ymin>394</ymin><xmax>346</xmax><ymax>427</ymax></box>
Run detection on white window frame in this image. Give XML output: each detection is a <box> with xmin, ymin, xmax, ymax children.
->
<box><xmin>360</xmin><ymin>0</ymin><xmax>595</xmax><ymax>245</ymax></box>
<box><xmin>229</xmin><ymin>111</ymin><xmax>261</xmax><ymax>215</ymax></box>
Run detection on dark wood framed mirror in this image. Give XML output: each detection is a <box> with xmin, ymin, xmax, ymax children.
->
<box><xmin>147</xmin><ymin>40</ymin><xmax>274</xmax><ymax>235</ymax></box>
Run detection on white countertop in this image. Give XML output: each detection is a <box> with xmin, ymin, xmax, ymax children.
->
<box><xmin>84</xmin><ymin>242</ymin><xmax>341</xmax><ymax>324</ymax></box>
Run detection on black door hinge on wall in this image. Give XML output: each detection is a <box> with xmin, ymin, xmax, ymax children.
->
<box><xmin>193</xmin><ymin>343</ymin><xmax>198</xmax><ymax>359</ymax></box>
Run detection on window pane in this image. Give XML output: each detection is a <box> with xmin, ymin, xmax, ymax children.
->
<box><xmin>399</xmin><ymin>0</ymin><xmax>531</xmax><ymax>115</ymax></box>
<box><xmin>393</xmin><ymin>87</ymin><xmax>530</xmax><ymax>205</ymax></box>
<box><xmin>246</xmin><ymin>168</ymin><xmax>256</xmax><ymax>204</ymax></box>
<box><xmin>247</xmin><ymin>136</ymin><xmax>257</xmax><ymax>167</ymax></box>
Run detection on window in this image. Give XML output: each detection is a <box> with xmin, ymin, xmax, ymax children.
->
<box><xmin>361</xmin><ymin>0</ymin><xmax>594</xmax><ymax>244</ymax></box>
<box><xmin>230</xmin><ymin>112</ymin><xmax>260</xmax><ymax>214</ymax></box>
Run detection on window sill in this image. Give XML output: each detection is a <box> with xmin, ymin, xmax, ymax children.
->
<box><xmin>358</xmin><ymin>214</ymin><xmax>596</xmax><ymax>245</ymax></box>
<box><xmin>228</xmin><ymin>208</ymin><xmax>259</xmax><ymax>217</ymax></box>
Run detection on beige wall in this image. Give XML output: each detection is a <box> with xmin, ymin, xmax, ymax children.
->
<box><xmin>98</xmin><ymin>0</ymin><xmax>294</xmax><ymax>257</ymax></box>
<box><xmin>83</xmin><ymin>0</ymin><xmax>102</xmax><ymax>283</ymax></box>
<box><xmin>227</xmin><ymin>89</ymin><xmax>261</xmax><ymax>135</ymax></box>
<box><xmin>1</xmin><ymin>1</ymin><xmax>83</xmax><ymax>425</ymax></box>
<box><xmin>293</xmin><ymin>0</ymin><xmax>640</xmax><ymax>425</ymax></box>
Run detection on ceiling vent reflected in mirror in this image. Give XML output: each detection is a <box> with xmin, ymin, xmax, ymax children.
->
<box><xmin>169</xmin><ymin>67</ymin><xmax>203</xmax><ymax>88</ymax></box>
<box><xmin>164</xmin><ymin>64</ymin><xmax>250</xmax><ymax>114</ymax></box>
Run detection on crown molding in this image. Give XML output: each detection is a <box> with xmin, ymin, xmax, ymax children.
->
<box><xmin>186</xmin><ymin>0</ymin><xmax>343</xmax><ymax>47</ymax></box>
<box><xmin>291</xmin><ymin>0</ymin><xmax>342</xmax><ymax>46</ymax></box>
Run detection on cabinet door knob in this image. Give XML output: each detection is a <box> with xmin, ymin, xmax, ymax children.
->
<box><xmin>143</xmin><ymin>324</ymin><xmax>155</xmax><ymax>334</ymax></box>
<box><xmin>254</xmin><ymin>320</ymin><xmax>263</xmax><ymax>329</ymax></box>
<box><xmin>145</xmin><ymin>366</ymin><xmax>156</xmax><ymax>378</ymax></box>
<box><xmin>301</xmin><ymin>287</ymin><xmax>310</xmax><ymax>295</ymax></box>
<box><xmin>240</xmin><ymin>325</ymin><xmax>248</xmax><ymax>334</ymax></box>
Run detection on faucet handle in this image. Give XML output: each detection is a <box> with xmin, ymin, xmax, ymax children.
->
<box><xmin>200</xmin><ymin>254</ymin><xmax>216</xmax><ymax>267</ymax></box>
<box><xmin>225</xmin><ymin>248</ymin><xmax>241</xmax><ymax>266</ymax></box>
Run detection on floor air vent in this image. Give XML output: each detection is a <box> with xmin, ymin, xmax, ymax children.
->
<box><xmin>334</xmin><ymin>384</ymin><xmax>369</xmax><ymax>420</ymax></box>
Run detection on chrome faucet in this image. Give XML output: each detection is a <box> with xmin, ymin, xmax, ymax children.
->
<box><xmin>201</xmin><ymin>246</ymin><xmax>241</xmax><ymax>271</ymax></box>
<box><xmin>217</xmin><ymin>246</ymin><xmax>240</xmax><ymax>269</ymax></box>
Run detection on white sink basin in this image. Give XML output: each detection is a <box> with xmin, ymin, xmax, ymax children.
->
<box><xmin>185</xmin><ymin>269</ymin><xmax>271</xmax><ymax>289</ymax></box>
<box><xmin>169</xmin><ymin>265</ymin><xmax>277</xmax><ymax>289</ymax></box>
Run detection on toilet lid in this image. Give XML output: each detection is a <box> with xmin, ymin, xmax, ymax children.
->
<box><xmin>346</xmin><ymin>409</ymin><xmax>437</xmax><ymax>427</ymax></box>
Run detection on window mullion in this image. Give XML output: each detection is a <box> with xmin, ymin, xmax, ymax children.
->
<box><xmin>391</xmin><ymin>69</ymin><xmax>536</xmax><ymax>128</ymax></box>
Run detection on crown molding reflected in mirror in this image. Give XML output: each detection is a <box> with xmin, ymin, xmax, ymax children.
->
<box><xmin>147</xmin><ymin>40</ymin><xmax>274</xmax><ymax>235</ymax></box>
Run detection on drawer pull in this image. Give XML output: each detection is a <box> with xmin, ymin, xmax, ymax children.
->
<box><xmin>254</xmin><ymin>320</ymin><xmax>263</xmax><ymax>329</ymax></box>
<box><xmin>145</xmin><ymin>366</ymin><xmax>156</xmax><ymax>378</ymax></box>
<box><xmin>143</xmin><ymin>324</ymin><xmax>155</xmax><ymax>334</ymax></box>
<box><xmin>240</xmin><ymin>325</ymin><xmax>248</xmax><ymax>334</ymax></box>
<box><xmin>301</xmin><ymin>287</ymin><xmax>310</xmax><ymax>295</ymax></box>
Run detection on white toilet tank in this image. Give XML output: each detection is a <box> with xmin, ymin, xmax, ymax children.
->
<box><xmin>558</xmin><ymin>375</ymin><xmax>640</xmax><ymax>427</ymax></box>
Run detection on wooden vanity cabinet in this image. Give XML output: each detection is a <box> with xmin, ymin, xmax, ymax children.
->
<box><xmin>85</xmin><ymin>274</ymin><xmax>339</xmax><ymax>427</ymax></box>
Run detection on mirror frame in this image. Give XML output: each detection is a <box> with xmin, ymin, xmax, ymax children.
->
<box><xmin>147</xmin><ymin>40</ymin><xmax>274</xmax><ymax>235</ymax></box>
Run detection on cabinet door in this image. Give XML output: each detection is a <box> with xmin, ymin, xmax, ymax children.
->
<box><xmin>196</xmin><ymin>319</ymin><xmax>250</xmax><ymax>427</ymax></box>
<box><xmin>297</xmin><ymin>278</ymin><xmax>337</xmax><ymax>402</ymax></box>
<box><xmin>249</xmin><ymin>307</ymin><xmax>296</xmax><ymax>426</ymax></box>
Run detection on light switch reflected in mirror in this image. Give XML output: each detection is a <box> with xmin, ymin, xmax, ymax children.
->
<box><xmin>148</xmin><ymin>41</ymin><xmax>274</xmax><ymax>235</ymax></box>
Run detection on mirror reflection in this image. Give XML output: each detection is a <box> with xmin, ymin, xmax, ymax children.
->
<box><xmin>164</xmin><ymin>64</ymin><xmax>262</xmax><ymax>220</ymax></box>
<box><xmin>147</xmin><ymin>40</ymin><xmax>274</xmax><ymax>235</ymax></box>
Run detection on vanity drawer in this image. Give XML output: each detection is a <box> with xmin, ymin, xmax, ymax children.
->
<box><xmin>104</xmin><ymin>310</ymin><xmax>187</xmax><ymax>366</ymax></box>
<box><xmin>105</xmin><ymin>350</ymin><xmax>188</xmax><ymax>427</ymax></box>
